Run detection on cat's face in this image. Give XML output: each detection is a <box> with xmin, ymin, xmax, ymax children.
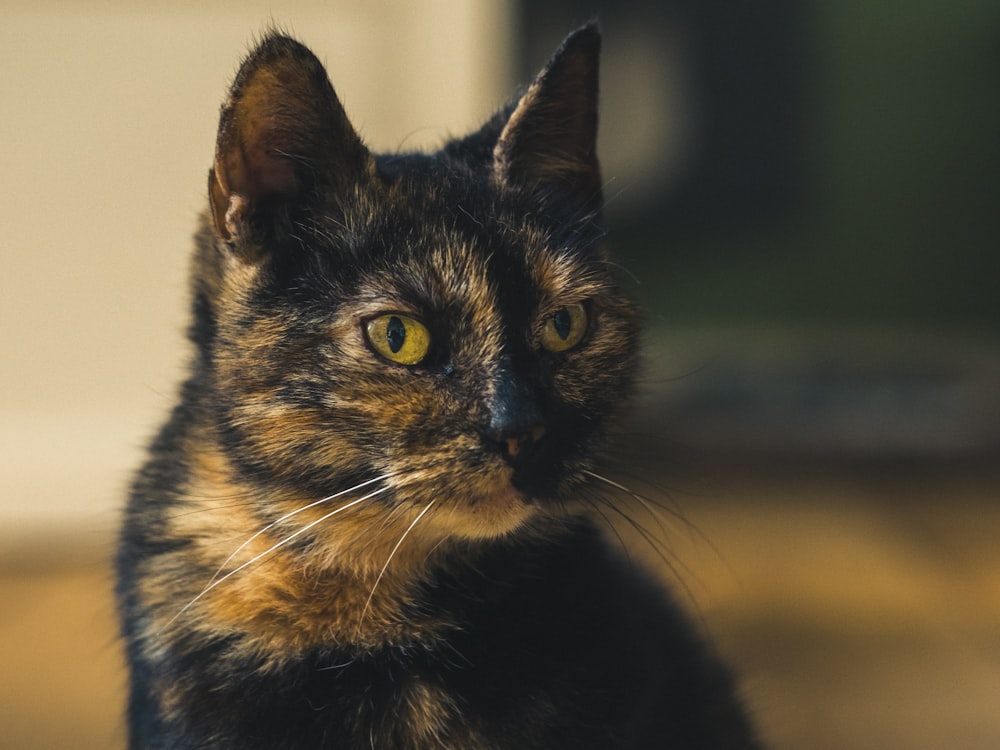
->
<box><xmin>198</xmin><ymin>29</ymin><xmax>637</xmax><ymax>541</ymax></box>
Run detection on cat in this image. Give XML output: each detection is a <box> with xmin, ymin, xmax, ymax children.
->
<box><xmin>116</xmin><ymin>23</ymin><xmax>761</xmax><ymax>749</ymax></box>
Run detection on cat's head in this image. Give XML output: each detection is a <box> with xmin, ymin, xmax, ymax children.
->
<box><xmin>193</xmin><ymin>25</ymin><xmax>639</xmax><ymax>541</ymax></box>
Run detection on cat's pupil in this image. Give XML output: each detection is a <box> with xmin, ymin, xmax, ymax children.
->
<box><xmin>386</xmin><ymin>316</ymin><xmax>406</xmax><ymax>353</ymax></box>
<box><xmin>553</xmin><ymin>309</ymin><xmax>572</xmax><ymax>340</ymax></box>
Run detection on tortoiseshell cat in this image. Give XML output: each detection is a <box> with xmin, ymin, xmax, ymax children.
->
<box><xmin>117</xmin><ymin>24</ymin><xmax>760</xmax><ymax>749</ymax></box>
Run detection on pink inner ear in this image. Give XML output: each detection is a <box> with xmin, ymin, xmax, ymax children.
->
<box><xmin>211</xmin><ymin>107</ymin><xmax>306</xmax><ymax>242</ymax></box>
<box><xmin>208</xmin><ymin>167</ymin><xmax>232</xmax><ymax>241</ymax></box>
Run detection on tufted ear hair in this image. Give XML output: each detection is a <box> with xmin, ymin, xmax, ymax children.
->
<box><xmin>492</xmin><ymin>23</ymin><xmax>603</xmax><ymax>208</ymax></box>
<box><xmin>209</xmin><ymin>34</ymin><xmax>374</xmax><ymax>248</ymax></box>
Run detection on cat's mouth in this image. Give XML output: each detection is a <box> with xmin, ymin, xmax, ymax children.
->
<box><xmin>385</xmin><ymin>459</ymin><xmax>541</xmax><ymax>540</ymax></box>
<box><xmin>375</xmin><ymin>420</ymin><xmax>578</xmax><ymax>541</ymax></box>
<box><xmin>446</xmin><ymin>484</ymin><xmax>537</xmax><ymax>539</ymax></box>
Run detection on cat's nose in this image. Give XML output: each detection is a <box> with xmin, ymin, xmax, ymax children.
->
<box><xmin>494</xmin><ymin>424</ymin><xmax>546</xmax><ymax>462</ymax></box>
<box><xmin>485</xmin><ymin>370</ymin><xmax>545</xmax><ymax>464</ymax></box>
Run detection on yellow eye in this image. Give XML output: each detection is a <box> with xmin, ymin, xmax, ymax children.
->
<box><xmin>540</xmin><ymin>304</ymin><xmax>588</xmax><ymax>352</ymax></box>
<box><xmin>365</xmin><ymin>314</ymin><xmax>431</xmax><ymax>365</ymax></box>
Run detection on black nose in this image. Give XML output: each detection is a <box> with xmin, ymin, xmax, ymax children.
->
<box><xmin>485</xmin><ymin>369</ymin><xmax>545</xmax><ymax>465</ymax></box>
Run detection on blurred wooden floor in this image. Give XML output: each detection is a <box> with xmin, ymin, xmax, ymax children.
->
<box><xmin>2</xmin><ymin>466</ymin><xmax>998</xmax><ymax>749</ymax></box>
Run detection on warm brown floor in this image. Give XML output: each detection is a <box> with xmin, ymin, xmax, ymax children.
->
<box><xmin>3</xmin><ymin>467</ymin><xmax>998</xmax><ymax>749</ymax></box>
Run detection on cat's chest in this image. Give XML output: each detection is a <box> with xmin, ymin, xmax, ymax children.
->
<box><xmin>311</xmin><ymin>665</ymin><xmax>473</xmax><ymax>748</ymax></box>
<box><xmin>193</xmin><ymin>608</ymin><xmax>608</xmax><ymax>750</ymax></box>
<box><xmin>290</xmin><ymin>650</ymin><xmax>579</xmax><ymax>750</ymax></box>
<box><xmin>220</xmin><ymin>649</ymin><xmax>494</xmax><ymax>750</ymax></box>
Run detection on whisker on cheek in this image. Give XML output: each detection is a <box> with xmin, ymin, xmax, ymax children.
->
<box><xmin>577</xmin><ymin>492</ymin><xmax>630</xmax><ymax>562</ymax></box>
<box><xmin>207</xmin><ymin>474</ymin><xmax>395</xmax><ymax>589</ymax></box>
<box><xmin>163</xmin><ymin>482</ymin><xmax>394</xmax><ymax>631</ymax></box>
<box><xmin>579</xmin><ymin>472</ymin><xmax>704</xmax><ymax>608</ymax></box>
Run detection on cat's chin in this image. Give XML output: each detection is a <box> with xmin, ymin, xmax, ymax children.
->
<box><xmin>435</xmin><ymin>486</ymin><xmax>538</xmax><ymax>541</ymax></box>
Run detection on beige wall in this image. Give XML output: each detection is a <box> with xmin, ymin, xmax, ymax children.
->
<box><xmin>0</xmin><ymin>1</ymin><xmax>513</xmax><ymax>538</ymax></box>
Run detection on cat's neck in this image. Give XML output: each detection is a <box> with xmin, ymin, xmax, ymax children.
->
<box><xmin>159</xmin><ymin>428</ymin><xmax>468</xmax><ymax>657</ymax></box>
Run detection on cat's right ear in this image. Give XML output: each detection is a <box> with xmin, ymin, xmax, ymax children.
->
<box><xmin>209</xmin><ymin>34</ymin><xmax>373</xmax><ymax>248</ymax></box>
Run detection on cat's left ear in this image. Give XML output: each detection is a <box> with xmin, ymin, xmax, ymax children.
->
<box><xmin>209</xmin><ymin>34</ymin><xmax>374</xmax><ymax>248</ymax></box>
<box><xmin>493</xmin><ymin>23</ymin><xmax>602</xmax><ymax>207</ymax></box>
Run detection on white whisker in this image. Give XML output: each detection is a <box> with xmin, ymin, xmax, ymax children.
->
<box><xmin>207</xmin><ymin>474</ymin><xmax>393</xmax><ymax>588</ymax></box>
<box><xmin>579</xmin><ymin>492</ymin><xmax>631</xmax><ymax>561</ymax></box>
<box><xmin>583</xmin><ymin>469</ymin><xmax>673</xmax><ymax>537</ymax></box>
<box><xmin>357</xmin><ymin>500</ymin><xmax>436</xmax><ymax>636</ymax></box>
<box><xmin>163</xmin><ymin>484</ymin><xmax>392</xmax><ymax>631</ymax></box>
<box><xmin>585</xmin><ymin>469</ymin><xmax>728</xmax><ymax>569</ymax></box>
<box><xmin>584</xmin><ymin>469</ymin><xmax>696</xmax><ymax>532</ymax></box>
<box><xmin>582</xmin><ymin>471</ymin><xmax>708</xmax><ymax>610</ymax></box>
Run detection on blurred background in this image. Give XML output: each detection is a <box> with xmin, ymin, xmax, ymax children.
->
<box><xmin>2</xmin><ymin>0</ymin><xmax>998</xmax><ymax>747</ymax></box>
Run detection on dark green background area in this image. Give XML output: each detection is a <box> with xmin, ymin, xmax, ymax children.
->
<box><xmin>517</xmin><ymin>0</ymin><xmax>1000</xmax><ymax>334</ymax></box>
